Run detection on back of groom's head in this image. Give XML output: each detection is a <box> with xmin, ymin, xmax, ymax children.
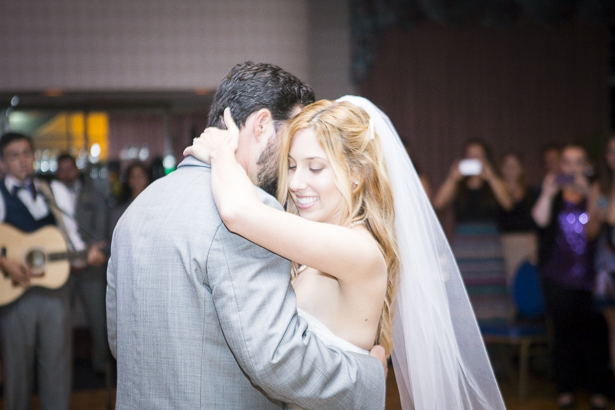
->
<box><xmin>207</xmin><ymin>62</ymin><xmax>315</xmax><ymax>131</ymax></box>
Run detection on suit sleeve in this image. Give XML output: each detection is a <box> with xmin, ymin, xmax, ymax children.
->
<box><xmin>205</xmin><ymin>208</ymin><xmax>386</xmax><ymax>409</ymax></box>
<box><xmin>86</xmin><ymin>186</ymin><xmax>110</xmax><ymax>246</ymax></box>
<box><xmin>106</xmin><ymin>243</ymin><xmax>118</xmax><ymax>359</ymax></box>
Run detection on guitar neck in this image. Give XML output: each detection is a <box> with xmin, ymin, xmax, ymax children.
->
<box><xmin>48</xmin><ymin>249</ymin><xmax>89</xmax><ymax>263</ymax></box>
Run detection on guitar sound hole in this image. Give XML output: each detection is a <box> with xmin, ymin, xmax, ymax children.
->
<box><xmin>25</xmin><ymin>249</ymin><xmax>46</xmax><ymax>276</ymax></box>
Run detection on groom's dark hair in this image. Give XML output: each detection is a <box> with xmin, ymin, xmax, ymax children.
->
<box><xmin>207</xmin><ymin>62</ymin><xmax>315</xmax><ymax>131</ymax></box>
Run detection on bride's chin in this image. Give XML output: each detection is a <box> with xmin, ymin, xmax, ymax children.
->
<box><xmin>298</xmin><ymin>212</ymin><xmax>319</xmax><ymax>222</ymax></box>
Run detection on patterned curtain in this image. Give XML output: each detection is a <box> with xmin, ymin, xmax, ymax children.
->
<box><xmin>350</xmin><ymin>0</ymin><xmax>615</xmax><ymax>84</ymax></box>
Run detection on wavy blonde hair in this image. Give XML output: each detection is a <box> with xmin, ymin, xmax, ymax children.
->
<box><xmin>277</xmin><ymin>100</ymin><xmax>400</xmax><ymax>356</ymax></box>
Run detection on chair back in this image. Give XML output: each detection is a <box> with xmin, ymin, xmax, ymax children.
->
<box><xmin>513</xmin><ymin>261</ymin><xmax>545</xmax><ymax>318</ymax></box>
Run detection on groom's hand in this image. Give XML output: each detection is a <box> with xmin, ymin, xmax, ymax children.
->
<box><xmin>369</xmin><ymin>345</ymin><xmax>388</xmax><ymax>378</ymax></box>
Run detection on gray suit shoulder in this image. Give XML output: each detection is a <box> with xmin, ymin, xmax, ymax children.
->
<box><xmin>255</xmin><ymin>187</ymin><xmax>284</xmax><ymax>211</ymax></box>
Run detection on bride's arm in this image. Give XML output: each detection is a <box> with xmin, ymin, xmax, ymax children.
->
<box><xmin>185</xmin><ymin>111</ymin><xmax>386</xmax><ymax>285</ymax></box>
<box><xmin>210</xmin><ymin>147</ymin><xmax>386</xmax><ymax>285</ymax></box>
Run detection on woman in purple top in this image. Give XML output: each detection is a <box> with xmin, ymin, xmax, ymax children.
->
<box><xmin>532</xmin><ymin>143</ymin><xmax>609</xmax><ymax>410</ymax></box>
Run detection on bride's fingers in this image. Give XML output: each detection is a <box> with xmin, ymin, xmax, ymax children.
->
<box><xmin>222</xmin><ymin>108</ymin><xmax>240</xmax><ymax>151</ymax></box>
<box><xmin>183</xmin><ymin>145</ymin><xmax>193</xmax><ymax>157</ymax></box>
<box><xmin>201</xmin><ymin>129</ymin><xmax>214</xmax><ymax>138</ymax></box>
<box><xmin>223</xmin><ymin>108</ymin><xmax>239</xmax><ymax>134</ymax></box>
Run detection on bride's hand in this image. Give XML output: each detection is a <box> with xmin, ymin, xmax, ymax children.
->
<box><xmin>183</xmin><ymin>108</ymin><xmax>239</xmax><ymax>164</ymax></box>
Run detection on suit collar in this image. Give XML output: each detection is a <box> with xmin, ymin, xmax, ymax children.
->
<box><xmin>177</xmin><ymin>155</ymin><xmax>211</xmax><ymax>169</ymax></box>
<box><xmin>5</xmin><ymin>174</ymin><xmax>41</xmax><ymax>192</ymax></box>
<box><xmin>178</xmin><ymin>155</ymin><xmax>248</xmax><ymax>176</ymax></box>
<box><xmin>5</xmin><ymin>174</ymin><xmax>22</xmax><ymax>192</ymax></box>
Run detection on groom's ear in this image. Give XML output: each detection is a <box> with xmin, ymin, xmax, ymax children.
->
<box><xmin>251</xmin><ymin>108</ymin><xmax>274</xmax><ymax>142</ymax></box>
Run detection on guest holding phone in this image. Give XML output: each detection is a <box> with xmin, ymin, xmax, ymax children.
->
<box><xmin>434</xmin><ymin>139</ymin><xmax>512</xmax><ymax>219</ymax></box>
<box><xmin>434</xmin><ymin>139</ymin><xmax>512</xmax><ymax>321</ymax></box>
<box><xmin>532</xmin><ymin>143</ymin><xmax>609</xmax><ymax>410</ymax></box>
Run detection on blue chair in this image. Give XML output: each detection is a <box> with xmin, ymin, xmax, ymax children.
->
<box><xmin>479</xmin><ymin>261</ymin><xmax>548</xmax><ymax>401</ymax></box>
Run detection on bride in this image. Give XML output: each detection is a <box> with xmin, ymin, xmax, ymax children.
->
<box><xmin>185</xmin><ymin>96</ymin><xmax>505</xmax><ymax>410</ymax></box>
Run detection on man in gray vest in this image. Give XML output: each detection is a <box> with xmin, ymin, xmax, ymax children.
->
<box><xmin>107</xmin><ymin>62</ymin><xmax>387</xmax><ymax>409</ymax></box>
<box><xmin>0</xmin><ymin>133</ymin><xmax>71</xmax><ymax>410</ymax></box>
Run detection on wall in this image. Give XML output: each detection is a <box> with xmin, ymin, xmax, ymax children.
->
<box><xmin>308</xmin><ymin>0</ymin><xmax>355</xmax><ymax>99</ymax></box>
<box><xmin>360</xmin><ymin>22</ymin><xmax>611</xmax><ymax>188</ymax></box>
<box><xmin>0</xmin><ymin>0</ymin><xmax>361</xmax><ymax>162</ymax></box>
<box><xmin>0</xmin><ymin>0</ymin><xmax>310</xmax><ymax>91</ymax></box>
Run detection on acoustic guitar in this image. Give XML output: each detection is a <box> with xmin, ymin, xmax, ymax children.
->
<box><xmin>0</xmin><ymin>223</ymin><xmax>88</xmax><ymax>306</ymax></box>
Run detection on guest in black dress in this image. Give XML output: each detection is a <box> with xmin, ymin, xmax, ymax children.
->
<box><xmin>434</xmin><ymin>139</ymin><xmax>513</xmax><ymax>321</ymax></box>
<box><xmin>498</xmin><ymin>153</ymin><xmax>539</xmax><ymax>282</ymax></box>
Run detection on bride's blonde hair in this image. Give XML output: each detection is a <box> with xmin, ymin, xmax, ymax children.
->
<box><xmin>277</xmin><ymin>100</ymin><xmax>400</xmax><ymax>356</ymax></box>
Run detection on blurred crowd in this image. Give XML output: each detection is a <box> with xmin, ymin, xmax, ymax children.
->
<box><xmin>429</xmin><ymin>136</ymin><xmax>615</xmax><ymax>409</ymax></box>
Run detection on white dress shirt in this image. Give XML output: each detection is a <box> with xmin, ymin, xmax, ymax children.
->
<box><xmin>0</xmin><ymin>175</ymin><xmax>51</xmax><ymax>222</ymax></box>
<box><xmin>0</xmin><ymin>176</ymin><xmax>87</xmax><ymax>252</ymax></box>
<box><xmin>50</xmin><ymin>180</ymin><xmax>87</xmax><ymax>252</ymax></box>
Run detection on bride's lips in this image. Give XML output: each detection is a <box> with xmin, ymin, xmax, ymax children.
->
<box><xmin>295</xmin><ymin>195</ymin><xmax>319</xmax><ymax>210</ymax></box>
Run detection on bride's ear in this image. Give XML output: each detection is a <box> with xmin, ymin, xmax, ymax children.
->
<box><xmin>252</xmin><ymin>108</ymin><xmax>274</xmax><ymax>142</ymax></box>
<box><xmin>350</xmin><ymin>173</ymin><xmax>362</xmax><ymax>189</ymax></box>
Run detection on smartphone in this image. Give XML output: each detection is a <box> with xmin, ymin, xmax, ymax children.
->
<box><xmin>554</xmin><ymin>174</ymin><xmax>575</xmax><ymax>185</ymax></box>
<box><xmin>459</xmin><ymin>159</ymin><xmax>482</xmax><ymax>176</ymax></box>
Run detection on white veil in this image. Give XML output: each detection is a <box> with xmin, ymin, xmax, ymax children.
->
<box><xmin>337</xmin><ymin>96</ymin><xmax>506</xmax><ymax>410</ymax></box>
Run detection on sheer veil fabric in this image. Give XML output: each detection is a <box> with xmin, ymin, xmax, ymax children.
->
<box><xmin>337</xmin><ymin>96</ymin><xmax>506</xmax><ymax>410</ymax></box>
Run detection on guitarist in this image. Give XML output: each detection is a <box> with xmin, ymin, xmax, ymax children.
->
<box><xmin>0</xmin><ymin>132</ymin><xmax>102</xmax><ymax>410</ymax></box>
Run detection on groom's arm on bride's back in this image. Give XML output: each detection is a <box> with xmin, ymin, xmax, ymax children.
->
<box><xmin>205</xmin><ymin>194</ymin><xmax>386</xmax><ymax>410</ymax></box>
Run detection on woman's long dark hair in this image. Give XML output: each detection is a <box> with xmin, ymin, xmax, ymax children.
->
<box><xmin>117</xmin><ymin>162</ymin><xmax>151</xmax><ymax>205</ymax></box>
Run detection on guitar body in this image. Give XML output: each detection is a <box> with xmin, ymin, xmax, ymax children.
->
<box><xmin>0</xmin><ymin>224</ymin><xmax>70</xmax><ymax>307</ymax></box>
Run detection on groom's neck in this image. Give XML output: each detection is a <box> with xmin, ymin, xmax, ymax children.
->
<box><xmin>235</xmin><ymin>150</ymin><xmax>258</xmax><ymax>186</ymax></box>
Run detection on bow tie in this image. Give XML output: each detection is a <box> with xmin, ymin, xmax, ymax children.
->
<box><xmin>12</xmin><ymin>180</ymin><xmax>37</xmax><ymax>200</ymax></box>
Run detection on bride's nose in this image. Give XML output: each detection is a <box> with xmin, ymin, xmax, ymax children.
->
<box><xmin>289</xmin><ymin>169</ymin><xmax>307</xmax><ymax>192</ymax></box>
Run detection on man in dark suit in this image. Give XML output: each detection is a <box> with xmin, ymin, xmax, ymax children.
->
<box><xmin>53</xmin><ymin>153</ymin><xmax>109</xmax><ymax>373</ymax></box>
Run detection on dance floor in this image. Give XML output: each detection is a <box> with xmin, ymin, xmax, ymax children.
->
<box><xmin>0</xmin><ymin>368</ymin><xmax>598</xmax><ymax>410</ymax></box>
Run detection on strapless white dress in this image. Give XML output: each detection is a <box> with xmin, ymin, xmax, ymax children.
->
<box><xmin>284</xmin><ymin>308</ymin><xmax>369</xmax><ymax>410</ymax></box>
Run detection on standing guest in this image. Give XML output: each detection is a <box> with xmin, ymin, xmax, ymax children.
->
<box><xmin>498</xmin><ymin>152</ymin><xmax>539</xmax><ymax>282</ymax></box>
<box><xmin>52</xmin><ymin>153</ymin><xmax>109</xmax><ymax>374</ymax></box>
<box><xmin>434</xmin><ymin>139</ymin><xmax>512</xmax><ymax>321</ymax></box>
<box><xmin>541</xmin><ymin>143</ymin><xmax>562</xmax><ymax>177</ymax></box>
<box><xmin>593</xmin><ymin>136</ymin><xmax>615</xmax><ymax>386</ymax></box>
<box><xmin>532</xmin><ymin>143</ymin><xmax>610</xmax><ymax>410</ymax></box>
<box><xmin>109</xmin><ymin>161</ymin><xmax>151</xmax><ymax>236</ymax></box>
<box><xmin>0</xmin><ymin>132</ymin><xmax>101</xmax><ymax>409</ymax></box>
<box><xmin>150</xmin><ymin>156</ymin><xmax>166</xmax><ymax>181</ymax></box>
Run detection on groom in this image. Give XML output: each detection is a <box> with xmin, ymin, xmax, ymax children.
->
<box><xmin>107</xmin><ymin>62</ymin><xmax>387</xmax><ymax>409</ymax></box>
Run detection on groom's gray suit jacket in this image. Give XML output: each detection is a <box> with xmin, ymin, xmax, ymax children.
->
<box><xmin>106</xmin><ymin>156</ymin><xmax>385</xmax><ymax>409</ymax></box>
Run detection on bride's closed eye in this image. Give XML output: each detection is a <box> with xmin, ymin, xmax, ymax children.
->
<box><xmin>288</xmin><ymin>157</ymin><xmax>297</xmax><ymax>171</ymax></box>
